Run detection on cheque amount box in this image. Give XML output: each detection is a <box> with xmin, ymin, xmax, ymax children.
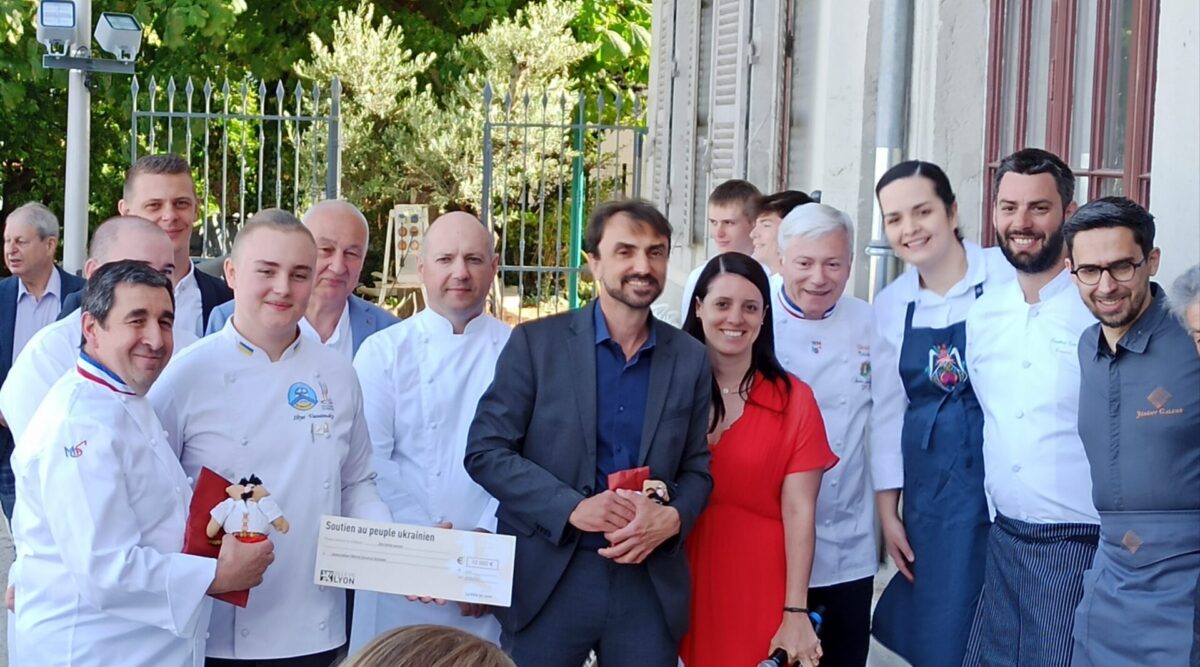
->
<box><xmin>314</xmin><ymin>516</ymin><xmax>515</xmax><ymax>607</ymax></box>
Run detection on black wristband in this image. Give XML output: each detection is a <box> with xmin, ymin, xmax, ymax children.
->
<box><xmin>782</xmin><ymin>606</ymin><xmax>810</xmax><ymax>614</ymax></box>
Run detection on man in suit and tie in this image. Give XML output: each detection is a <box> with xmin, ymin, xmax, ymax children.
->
<box><xmin>0</xmin><ymin>202</ymin><xmax>85</xmax><ymax>518</ymax></box>
<box><xmin>116</xmin><ymin>153</ymin><xmax>232</xmax><ymax>348</ymax></box>
<box><xmin>207</xmin><ymin>200</ymin><xmax>397</xmax><ymax>357</ymax></box>
<box><xmin>466</xmin><ymin>199</ymin><xmax>713</xmax><ymax>666</ymax></box>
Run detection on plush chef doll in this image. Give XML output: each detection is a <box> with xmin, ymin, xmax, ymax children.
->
<box><xmin>207</xmin><ymin>475</ymin><xmax>290</xmax><ymax>543</ymax></box>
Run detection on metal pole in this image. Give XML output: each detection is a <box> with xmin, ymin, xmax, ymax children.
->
<box><xmin>866</xmin><ymin>0</ymin><xmax>913</xmax><ymax>301</ymax></box>
<box><xmin>326</xmin><ymin>77</ymin><xmax>341</xmax><ymax>199</ymax></box>
<box><xmin>62</xmin><ymin>0</ymin><xmax>93</xmax><ymax>275</ymax></box>
<box><xmin>567</xmin><ymin>95</ymin><xmax>586</xmax><ymax>309</ymax></box>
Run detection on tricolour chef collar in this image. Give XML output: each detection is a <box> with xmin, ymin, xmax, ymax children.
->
<box><xmin>76</xmin><ymin>351</ymin><xmax>135</xmax><ymax>395</ymax></box>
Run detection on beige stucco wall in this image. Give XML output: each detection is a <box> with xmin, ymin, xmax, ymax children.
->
<box><xmin>1148</xmin><ymin>0</ymin><xmax>1200</xmax><ymax>289</ymax></box>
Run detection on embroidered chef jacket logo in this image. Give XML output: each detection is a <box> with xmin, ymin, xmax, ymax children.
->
<box><xmin>288</xmin><ymin>383</ymin><xmax>318</xmax><ymax>411</ymax></box>
<box><xmin>318</xmin><ymin>380</ymin><xmax>334</xmax><ymax>411</ymax></box>
<box><xmin>63</xmin><ymin>440</ymin><xmax>87</xmax><ymax>458</ymax></box>
<box><xmin>1136</xmin><ymin>386</ymin><xmax>1184</xmax><ymax>419</ymax></box>
<box><xmin>927</xmin><ymin>343</ymin><xmax>967</xmax><ymax>392</ymax></box>
<box><xmin>856</xmin><ymin>361</ymin><xmax>872</xmax><ymax>385</ymax></box>
<box><xmin>811</xmin><ymin>340</ymin><xmax>822</xmax><ymax>354</ymax></box>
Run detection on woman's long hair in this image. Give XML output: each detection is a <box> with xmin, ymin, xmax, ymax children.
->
<box><xmin>682</xmin><ymin>252</ymin><xmax>791</xmax><ymax>432</ymax></box>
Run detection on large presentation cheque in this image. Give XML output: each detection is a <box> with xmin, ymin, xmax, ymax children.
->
<box><xmin>314</xmin><ymin>515</ymin><xmax>515</xmax><ymax>607</ymax></box>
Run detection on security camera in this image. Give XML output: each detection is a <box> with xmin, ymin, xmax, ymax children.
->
<box><xmin>36</xmin><ymin>0</ymin><xmax>76</xmax><ymax>56</ymax></box>
<box><xmin>94</xmin><ymin>12</ymin><xmax>142</xmax><ymax>62</ymax></box>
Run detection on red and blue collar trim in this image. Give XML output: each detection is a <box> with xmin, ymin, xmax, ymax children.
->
<box><xmin>777</xmin><ymin>287</ymin><xmax>836</xmax><ymax>320</ymax></box>
<box><xmin>76</xmin><ymin>352</ymin><xmax>135</xmax><ymax>395</ymax></box>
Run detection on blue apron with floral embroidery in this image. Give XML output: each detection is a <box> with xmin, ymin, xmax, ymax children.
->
<box><xmin>872</xmin><ymin>295</ymin><xmax>992</xmax><ymax>667</ymax></box>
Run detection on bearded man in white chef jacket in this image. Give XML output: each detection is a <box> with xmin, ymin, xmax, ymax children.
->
<box><xmin>10</xmin><ymin>260</ymin><xmax>274</xmax><ymax>667</ymax></box>
<box><xmin>149</xmin><ymin>209</ymin><xmax>390</xmax><ymax>666</ymax></box>
<box><xmin>769</xmin><ymin>203</ymin><xmax>877</xmax><ymax>666</ymax></box>
<box><xmin>349</xmin><ymin>211</ymin><xmax>510</xmax><ymax>650</ymax></box>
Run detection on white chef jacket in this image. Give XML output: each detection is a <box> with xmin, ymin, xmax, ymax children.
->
<box><xmin>869</xmin><ymin>242</ymin><xmax>1015</xmax><ymax>491</ymax></box>
<box><xmin>149</xmin><ymin>320</ymin><xmax>390</xmax><ymax>660</ymax></box>
<box><xmin>0</xmin><ymin>309</ymin><xmax>80</xmax><ymax>442</ymax></box>
<box><xmin>10</xmin><ymin>354</ymin><xmax>215</xmax><ymax>667</ymax></box>
<box><xmin>771</xmin><ymin>276</ymin><xmax>878</xmax><ymax>588</ymax></box>
<box><xmin>348</xmin><ymin>308</ymin><xmax>510</xmax><ymax>650</ymax></box>
<box><xmin>299</xmin><ymin>300</ymin><xmax>353</xmax><ymax>360</ymax></box>
<box><xmin>965</xmin><ymin>269</ymin><xmax>1100</xmax><ymax>525</ymax></box>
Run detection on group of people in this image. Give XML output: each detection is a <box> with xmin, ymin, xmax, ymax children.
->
<box><xmin>0</xmin><ymin>145</ymin><xmax>1195</xmax><ymax>667</ymax></box>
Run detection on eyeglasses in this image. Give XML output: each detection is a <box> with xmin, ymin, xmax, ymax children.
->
<box><xmin>1070</xmin><ymin>257</ymin><xmax>1147</xmax><ymax>286</ymax></box>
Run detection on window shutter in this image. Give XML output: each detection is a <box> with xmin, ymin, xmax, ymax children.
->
<box><xmin>706</xmin><ymin>0</ymin><xmax>753</xmax><ymax>190</ymax></box>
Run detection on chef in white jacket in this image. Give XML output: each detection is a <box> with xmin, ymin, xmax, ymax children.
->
<box><xmin>349</xmin><ymin>211</ymin><xmax>510</xmax><ymax>650</ymax></box>
<box><xmin>149</xmin><ymin>210</ymin><xmax>390</xmax><ymax>666</ymax></box>
<box><xmin>0</xmin><ymin>216</ymin><xmax>178</xmax><ymax>442</ymax></box>
<box><xmin>769</xmin><ymin>203</ymin><xmax>877</xmax><ymax>665</ymax></box>
<box><xmin>10</xmin><ymin>260</ymin><xmax>272</xmax><ymax>667</ymax></box>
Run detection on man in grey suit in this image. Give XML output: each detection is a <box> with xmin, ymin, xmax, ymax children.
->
<box><xmin>466</xmin><ymin>200</ymin><xmax>713</xmax><ymax>666</ymax></box>
<box><xmin>207</xmin><ymin>200</ymin><xmax>397</xmax><ymax>356</ymax></box>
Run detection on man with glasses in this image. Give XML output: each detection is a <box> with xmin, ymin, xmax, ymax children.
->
<box><xmin>1062</xmin><ymin>197</ymin><xmax>1199</xmax><ymax>666</ymax></box>
<box><xmin>963</xmin><ymin>149</ymin><xmax>1100</xmax><ymax>666</ymax></box>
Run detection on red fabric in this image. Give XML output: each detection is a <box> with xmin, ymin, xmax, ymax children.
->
<box><xmin>183</xmin><ymin>467</ymin><xmax>249</xmax><ymax>608</ymax></box>
<box><xmin>607</xmin><ymin>466</ymin><xmax>650</xmax><ymax>492</ymax></box>
<box><xmin>679</xmin><ymin>375</ymin><xmax>837</xmax><ymax>667</ymax></box>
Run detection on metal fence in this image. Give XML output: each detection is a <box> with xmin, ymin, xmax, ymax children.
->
<box><xmin>129</xmin><ymin>75</ymin><xmax>341</xmax><ymax>257</ymax></box>
<box><xmin>481</xmin><ymin>85</ymin><xmax>647</xmax><ymax>323</ymax></box>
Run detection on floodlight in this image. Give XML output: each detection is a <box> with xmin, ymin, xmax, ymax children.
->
<box><xmin>36</xmin><ymin>0</ymin><xmax>76</xmax><ymax>56</ymax></box>
<box><xmin>94</xmin><ymin>12</ymin><xmax>142</xmax><ymax>62</ymax></box>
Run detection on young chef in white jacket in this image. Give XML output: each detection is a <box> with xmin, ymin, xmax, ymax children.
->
<box><xmin>769</xmin><ymin>203</ymin><xmax>877</xmax><ymax>666</ymax></box>
<box><xmin>10</xmin><ymin>260</ymin><xmax>273</xmax><ymax>667</ymax></box>
<box><xmin>349</xmin><ymin>211</ymin><xmax>510</xmax><ymax>650</ymax></box>
<box><xmin>150</xmin><ymin>210</ymin><xmax>390</xmax><ymax>666</ymax></box>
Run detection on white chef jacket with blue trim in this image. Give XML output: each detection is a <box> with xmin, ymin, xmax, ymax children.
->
<box><xmin>348</xmin><ymin>308</ymin><xmax>509</xmax><ymax>649</ymax></box>
<box><xmin>149</xmin><ymin>320</ymin><xmax>389</xmax><ymax>660</ymax></box>
<box><xmin>11</xmin><ymin>354</ymin><xmax>216</xmax><ymax>667</ymax></box>
<box><xmin>771</xmin><ymin>277</ymin><xmax>878</xmax><ymax>588</ymax></box>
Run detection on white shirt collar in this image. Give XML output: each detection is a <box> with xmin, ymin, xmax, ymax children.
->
<box><xmin>174</xmin><ymin>260</ymin><xmax>199</xmax><ymax>296</ymax></box>
<box><xmin>1034</xmin><ymin>267</ymin><xmax>1076</xmax><ymax>303</ymax></box>
<box><xmin>299</xmin><ymin>299</ymin><xmax>352</xmax><ymax>347</ymax></box>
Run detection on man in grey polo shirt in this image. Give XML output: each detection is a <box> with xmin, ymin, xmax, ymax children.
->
<box><xmin>1063</xmin><ymin>196</ymin><xmax>1200</xmax><ymax>666</ymax></box>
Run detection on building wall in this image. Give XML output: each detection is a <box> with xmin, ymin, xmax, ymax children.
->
<box><xmin>1148</xmin><ymin>0</ymin><xmax>1200</xmax><ymax>288</ymax></box>
<box><xmin>647</xmin><ymin>0</ymin><xmax>1199</xmax><ymax>319</ymax></box>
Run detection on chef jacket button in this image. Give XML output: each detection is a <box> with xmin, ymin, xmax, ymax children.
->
<box><xmin>1011</xmin><ymin>464</ymin><xmax>1021</xmax><ymax>473</ymax></box>
<box><xmin>431</xmin><ymin>423</ymin><xmax>439</xmax><ymax>431</ymax></box>
<box><xmin>824</xmin><ymin>520</ymin><xmax>832</xmax><ymax>527</ymax></box>
<box><xmin>175</xmin><ymin>486</ymin><xmax>181</xmax><ymax>494</ymax></box>
<box><xmin>1021</xmin><ymin>360</ymin><xmax>1031</xmax><ymax>369</ymax></box>
<box><xmin>241</xmin><ymin>438</ymin><xmax>249</xmax><ymax>447</ymax></box>
<box><xmin>435</xmin><ymin>471</ymin><xmax>442</xmax><ymax>478</ymax></box>
<box><xmin>319</xmin><ymin>622</ymin><xmax>327</xmax><ymax>631</ymax></box>
<box><xmin>839</xmin><ymin>396</ymin><xmax>847</xmax><ymax>405</ymax></box>
<box><xmin>318</xmin><ymin>586</ymin><xmax>326</xmax><ymax>592</ymax></box>
<box><xmin>187</xmin><ymin>477</ymin><xmax>194</xmax><ymax>485</ymax></box>
<box><xmin>1015</xmin><ymin>410</ymin><xmax>1024</xmax><ymax>419</ymax></box>
<box><xmin>240</xmin><ymin>628</ymin><xmax>250</xmax><ymax>637</ymax></box>
<box><xmin>205</xmin><ymin>632</ymin><xmax>210</xmax><ymax>639</ymax></box>
<box><xmin>426</xmin><ymin>376</ymin><xmax>434</xmax><ymax>384</ymax></box>
<box><xmin>831</xmin><ymin>480</ymin><xmax>839</xmax><ymax>486</ymax></box>
<box><xmin>323</xmin><ymin>481</ymin><xmax>331</xmax><ymax>489</ymax></box>
<box><xmin>782</xmin><ymin>357</ymin><xmax>789</xmax><ymax>364</ymax></box>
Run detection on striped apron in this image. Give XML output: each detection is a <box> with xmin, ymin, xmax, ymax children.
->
<box><xmin>1070</xmin><ymin>509</ymin><xmax>1200</xmax><ymax>667</ymax></box>
<box><xmin>962</xmin><ymin>513</ymin><xmax>1099</xmax><ymax>667</ymax></box>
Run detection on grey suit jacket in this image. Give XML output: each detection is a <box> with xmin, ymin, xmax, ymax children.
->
<box><xmin>205</xmin><ymin>294</ymin><xmax>398</xmax><ymax>354</ymax></box>
<box><xmin>465</xmin><ymin>301</ymin><xmax>713</xmax><ymax>640</ymax></box>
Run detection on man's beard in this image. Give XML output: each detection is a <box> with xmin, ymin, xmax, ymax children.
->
<box><xmin>603</xmin><ymin>274</ymin><xmax>663</xmax><ymax>309</ymax></box>
<box><xmin>998</xmin><ymin>226</ymin><xmax>1066</xmax><ymax>274</ymax></box>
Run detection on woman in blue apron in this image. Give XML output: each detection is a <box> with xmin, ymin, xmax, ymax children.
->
<box><xmin>866</xmin><ymin>161</ymin><xmax>1012</xmax><ymax>667</ymax></box>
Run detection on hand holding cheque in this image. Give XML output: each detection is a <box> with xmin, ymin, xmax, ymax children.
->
<box><xmin>314</xmin><ymin>516</ymin><xmax>516</xmax><ymax>607</ymax></box>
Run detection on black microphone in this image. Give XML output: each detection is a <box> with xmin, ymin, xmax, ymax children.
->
<box><xmin>755</xmin><ymin>606</ymin><xmax>825</xmax><ymax>666</ymax></box>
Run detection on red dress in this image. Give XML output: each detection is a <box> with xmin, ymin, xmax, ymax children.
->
<box><xmin>680</xmin><ymin>374</ymin><xmax>838</xmax><ymax>667</ymax></box>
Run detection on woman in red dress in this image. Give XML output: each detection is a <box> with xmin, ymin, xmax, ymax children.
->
<box><xmin>679</xmin><ymin>251</ymin><xmax>838</xmax><ymax>667</ymax></box>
